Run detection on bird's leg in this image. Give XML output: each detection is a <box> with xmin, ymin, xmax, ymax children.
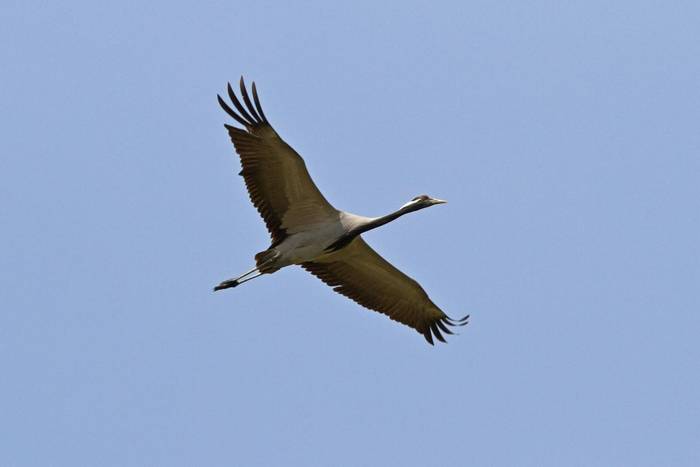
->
<box><xmin>228</xmin><ymin>272</ymin><xmax>262</xmax><ymax>287</ymax></box>
<box><xmin>214</xmin><ymin>271</ymin><xmax>264</xmax><ymax>290</ymax></box>
<box><xmin>213</xmin><ymin>251</ymin><xmax>283</xmax><ymax>292</ymax></box>
<box><xmin>214</xmin><ymin>266</ymin><xmax>259</xmax><ymax>291</ymax></box>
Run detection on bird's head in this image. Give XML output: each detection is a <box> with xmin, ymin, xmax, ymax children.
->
<box><xmin>400</xmin><ymin>194</ymin><xmax>447</xmax><ymax>211</ymax></box>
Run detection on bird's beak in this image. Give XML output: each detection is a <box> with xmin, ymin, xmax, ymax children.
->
<box><xmin>432</xmin><ymin>198</ymin><xmax>447</xmax><ymax>205</ymax></box>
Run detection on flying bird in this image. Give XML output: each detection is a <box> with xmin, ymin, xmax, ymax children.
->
<box><xmin>214</xmin><ymin>78</ymin><xmax>469</xmax><ymax>344</ymax></box>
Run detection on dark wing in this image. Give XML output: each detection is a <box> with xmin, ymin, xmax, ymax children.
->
<box><xmin>302</xmin><ymin>237</ymin><xmax>469</xmax><ymax>345</ymax></box>
<box><xmin>218</xmin><ymin>77</ymin><xmax>338</xmax><ymax>244</ymax></box>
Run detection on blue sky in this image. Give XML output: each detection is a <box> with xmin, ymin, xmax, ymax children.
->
<box><xmin>2</xmin><ymin>1</ymin><xmax>699</xmax><ymax>465</ymax></box>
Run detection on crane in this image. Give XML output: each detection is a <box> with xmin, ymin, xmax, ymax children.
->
<box><xmin>214</xmin><ymin>78</ymin><xmax>469</xmax><ymax>344</ymax></box>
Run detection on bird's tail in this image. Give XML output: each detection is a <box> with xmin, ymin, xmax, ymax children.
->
<box><xmin>254</xmin><ymin>249</ymin><xmax>280</xmax><ymax>273</ymax></box>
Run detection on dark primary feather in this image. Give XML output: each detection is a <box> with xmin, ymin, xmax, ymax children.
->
<box><xmin>218</xmin><ymin>95</ymin><xmax>249</xmax><ymax>128</ymax></box>
<box><xmin>251</xmin><ymin>82</ymin><xmax>268</xmax><ymax>123</ymax></box>
<box><xmin>239</xmin><ymin>77</ymin><xmax>263</xmax><ymax>123</ymax></box>
<box><xmin>227</xmin><ymin>82</ymin><xmax>257</xmax><ymax>126</ymax></box>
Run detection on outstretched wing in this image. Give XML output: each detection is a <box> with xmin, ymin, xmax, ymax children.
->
<box><xmin>302</xmin><ymin>237</ymin><xmax>469</xmax><ymax>345</ymax></box>
<box><xmin>218</xmin><ymin>78</ymin><xmax>338</xmax><ymax>244</ymax></box>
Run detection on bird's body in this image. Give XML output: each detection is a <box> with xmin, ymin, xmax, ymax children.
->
<box><xmin>215</xmin><ymin>78</ymin><xmax>469</xmax><ymax>344</ymax></box>
<box><xmin>264</xmin><ymin>211</ymin><xmax>364</xmax><ymax>266</ymax></box>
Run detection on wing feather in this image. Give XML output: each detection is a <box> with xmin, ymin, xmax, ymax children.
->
<box><xmin>302</xmin><ymin>237</ymin><xmax>469</xmax><ymax>345</ymax></box>
<box><xmin>218</xmin><ymin>78</ymin><xmax>337</xmax><ymax>244</ymax></box>
<box><xmin>239</xmin><ymin>77</ymin><xmax>263</xmax><ymax>123</ymax></box>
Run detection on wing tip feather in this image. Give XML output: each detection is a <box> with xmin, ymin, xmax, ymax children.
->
<box><xmin>218</xmin><ymin>92</ymin><xmax>250</xmax><ymax>128</ymax></box>
<box><xmin>423</xmin><ymin>314</ymin><xmax>470</xmax><ymax>346</ymax></box>
<box><xmin>423</xmin><ymin>328</ymin><xmax>435</xmax><ymax>345</ymax></box>
<box><xmin>430</xmin><ymin>322</ymin><xmax>447</xmax><ymax>343</ymax></box>
<box><xmin>251</xmin><ymin>81</ymin><xmax>269</xmax><ymax>123</ymax></box>
<box><xmin>219</xmin><ymin>77</ymin><xmax>271</xmax><ymax>129</ymax></box>
<box><xmin>239</xmin><ymin>76</ymin><xmax>263</xmax><ymax>123</ymax></box>
<box><xmin>226</xmin><ymin>81</ymin><xmax>257</xmax><ymax>127</ymax></box>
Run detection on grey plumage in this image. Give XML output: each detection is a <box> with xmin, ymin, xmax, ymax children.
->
<box><xmin>214</xmin><ymin>78</ymin><xmax>469</xmax><ymax>345</ymax></box>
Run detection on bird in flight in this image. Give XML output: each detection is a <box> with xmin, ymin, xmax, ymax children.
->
<box><xmin>214</xmin><ymin>78</ymin><xmax>469</xmax><ymax>344</ymax></box>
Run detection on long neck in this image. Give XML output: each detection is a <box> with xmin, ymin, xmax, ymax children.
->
<box><xmin>355</xmin><ymin>203</ymin><xmax>421</xmax><ymax>235</ymax></box>
<box><xmin>326</xmin><ymin>204</ymin><xmax>421</xmax><ymax>253</ymax></box>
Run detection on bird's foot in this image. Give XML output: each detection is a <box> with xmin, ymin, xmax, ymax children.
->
<box><xmin>213</xmin><ymin>279</ymin><xmax>239</xmax><ymax>291</ymax></box>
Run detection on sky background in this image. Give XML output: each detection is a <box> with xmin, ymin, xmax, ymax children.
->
<box><xmin>2</xmin><ymin>1</ymin><xmax>699</xmax><ymax>466</ymax></box>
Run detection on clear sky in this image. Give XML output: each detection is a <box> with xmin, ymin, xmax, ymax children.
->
<box><xmin>2</xmin><ymin>1</ymin><xmax>699</xmax><ymax>466</ymax></box>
